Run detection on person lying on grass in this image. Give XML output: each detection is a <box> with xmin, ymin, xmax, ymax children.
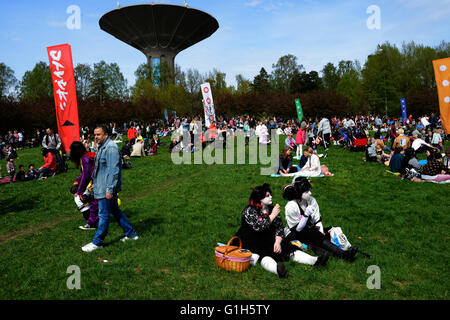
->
<box><xmin>420</xmin><ymin>150</ymin><xmax>450</xmax><ymax>182</ymax></box>
<box><xmin>231</xmin><ymin>183</ymin><xmax>327</xmax><ymax>279</ymax></box>
<box><xmin>283</xmin><ymin>177</ymin><xmax>358</xmax><ymax>262</ymax></box>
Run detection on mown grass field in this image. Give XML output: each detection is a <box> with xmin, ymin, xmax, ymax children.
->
<box><xmin>0</xmin><ymin>136</ymin><xmax>449</xmax><ymax>300</ymax></box>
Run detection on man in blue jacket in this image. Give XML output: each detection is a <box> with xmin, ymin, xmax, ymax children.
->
<box><xmin>82</xmin><ymin>125</ymin><xmax>139</xmax><ymax>252</ymax></box>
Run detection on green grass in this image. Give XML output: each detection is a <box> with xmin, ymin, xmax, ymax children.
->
<box><xmin>0</xmin><ymin>136</ymin><xmax>449</xmax><ymax>300</ymax></box>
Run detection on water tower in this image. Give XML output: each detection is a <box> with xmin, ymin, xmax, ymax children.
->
<box><xmin>99</xmin><ymin>3</ymin><xmax>219</xmax><ymax>82</ymax></box>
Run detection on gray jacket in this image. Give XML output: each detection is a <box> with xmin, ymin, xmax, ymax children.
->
<box><xmin>93</xmin><ymin>138</ymin><xmax>122</xmax><ymax>199</ymax></box>
<box><xmin>318</xmin><ymin>118</ymin><xmax>331</xmax><ymax>134</ymax></box>
<box><xmin>42</xmin><ymin>134</ymin><xmax>61</xmax><ymax>150</ymax></box>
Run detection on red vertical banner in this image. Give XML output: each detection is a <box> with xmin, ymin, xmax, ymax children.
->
<box><xmin>47</xmin><ymin>43</ymin><xmax>80</xmax><ymax>153</ymax></box>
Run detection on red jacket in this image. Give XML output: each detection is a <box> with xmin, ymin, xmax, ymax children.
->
<box><xmin>41</xmin><ymin>153</ymin><xmax>57</xmax><ymax>172</ymax></box>
<box><xmin>209</xmin><ymin>124</ymin><xmax>217</xmax><ymax>139</ymax></box>
<box><xmin>295</xmin><ymin>129</ymin><xmax>306</xmax><ymax>145</ymax></box>
<box><xmin>127</xmin><ymin>128</ymin><xmax>137</xmax><ymax>140</ymax></box>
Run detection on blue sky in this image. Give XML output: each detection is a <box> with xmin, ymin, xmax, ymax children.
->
<box><xmin>1</xmin><ymin>0</ymin><xmax>449</xmax><ymax>88</ymax></box>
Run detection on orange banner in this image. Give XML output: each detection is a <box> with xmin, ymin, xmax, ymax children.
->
<box><xmin>47</xmin><ymin>44</ymin><xmax>80</xmax><ymax>153</ymax></box>
<box><xmin>432</xmin><ymin>57</ymin><xmax>450</xmax><ymax>134</ymax></box>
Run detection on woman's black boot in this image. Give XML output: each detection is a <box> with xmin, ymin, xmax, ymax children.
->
<box><xmin>320</xmin><ymin>239</ymin><xmax>358</xmax><ymax>262</ymax></box>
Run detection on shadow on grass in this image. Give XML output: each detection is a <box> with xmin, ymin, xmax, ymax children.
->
<box><xmin>0</xmin><ymin>195</ymin><xmax>41</xmax><ymax>216</ymax></box>
<box><xmin>102</xmin><ymin>215</ymin><xmax>164</xmax><ymax>247</ymax></box>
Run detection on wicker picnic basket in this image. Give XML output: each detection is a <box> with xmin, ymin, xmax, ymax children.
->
<box><xmin>215</xmin><ymin>236</ymin><xmax>252</xmax><ymax>272</ymax></box>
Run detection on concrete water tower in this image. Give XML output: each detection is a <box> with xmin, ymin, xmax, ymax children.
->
<box><xmin>99</xmin><ymin>3</ymin><xmax>219</xmax><ymax>81</ymax></box>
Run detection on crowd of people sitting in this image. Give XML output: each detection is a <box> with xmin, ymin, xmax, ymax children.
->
<box><xmin>0</xmin><ymin>128</ymin><xmax>67</xmax><ymax>183</ymax></box>
<box><xmin>1</xmin><ymin>113</ymin><xmax>448</xmax><ymax>184</ymax></box>
<box><xmin>363</xmin><ymin>118</ymin><xmax>450</xmax><ymax>182</ymax></box>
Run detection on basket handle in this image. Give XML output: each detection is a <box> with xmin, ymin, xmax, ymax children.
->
<box><xmin>223</xmin><ymin>236</ymin><xmax>242</xmax><ymax>257</ymax></box>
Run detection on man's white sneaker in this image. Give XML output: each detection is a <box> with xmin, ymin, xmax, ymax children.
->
<box><xmin>82</xmin><ymin>242</ymin><xmax>103</xmax><ymax>252</ymax></box>
<box><xmin>120</xmin><ymin>236</ymin><xmax>139</xmax><ymax>242</ymax></box>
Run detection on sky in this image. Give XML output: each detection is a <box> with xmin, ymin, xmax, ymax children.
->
<box><xmin>1</xmin><ymin>0</ymin><xmax>449</xmax><ymax>89</ymax></box>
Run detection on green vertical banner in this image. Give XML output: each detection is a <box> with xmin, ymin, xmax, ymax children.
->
<box><xmin>295</xmin><ymin>98</ymin><xmax>303</xmax><ymax>122</ymax></box>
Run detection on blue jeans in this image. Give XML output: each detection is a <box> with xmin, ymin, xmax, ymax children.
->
<box><xmin>38</xmin><ymin>167</ymin><xmax>54</xmax><ymax>179</ymax></box>
<box><xmin>92</xmin><ymin>195</ymin><xmax>138</xmax><ymax>246</ymax></box>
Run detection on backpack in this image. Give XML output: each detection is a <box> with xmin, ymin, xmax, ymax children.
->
<box><xmin>328</xmin><ymin>227</ymin><xmax>352</xmax><ymax>251</ymax></box>
<box><xmin>404</xmin><ymin>168</ymin><xmax>421</xmax><ymax>180</ymax></box>
<box><xmin>122</xmin><ymin>161</ymin><xmax>133</xmax><ymax>169</ymax></box>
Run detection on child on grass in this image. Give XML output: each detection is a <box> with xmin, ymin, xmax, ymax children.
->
<box><xmin>15</xmin><ymin>164</ymin><xmax>27</xmax><ymax>182</ymax></box>
<box><xmin>70</xmin><ymin>141</ymin><xmax>99</xmax><ymax>230</ymax></box>
<box><xmin>6</xmin><ymin>156</ymin><xmax>16</xmax><ymax>183</ymax></box>
<box><xmin>26</xmin><ymin>164</ymin><xmax>39</xmax><ymax>180</ymax></box>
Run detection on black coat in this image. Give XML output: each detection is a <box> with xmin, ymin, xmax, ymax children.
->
<box><xmin>234</xmin><ymin>205</ymin><xmax>291</xmax><ymax>262</ymax></box>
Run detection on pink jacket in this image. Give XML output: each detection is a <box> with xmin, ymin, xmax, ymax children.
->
<box><xmin>295</xmin><ymin>129</ymin><xmax>306</xmax><ymax>145</ymax></box>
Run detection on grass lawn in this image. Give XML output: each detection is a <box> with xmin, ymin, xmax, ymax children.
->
<box><xmin>0</xmin><ymin>136</ymin><xmax>449</xmax><ymax>300</ymax></box>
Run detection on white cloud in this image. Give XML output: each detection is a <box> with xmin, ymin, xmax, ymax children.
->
<box><xmin>245</xmin><ymin>0</ymin><xmax>263</xmax><ymax>7</ymax></box>
<box><xmin>47</xmin><ymin>21</ymin><xmax>66</xmax><ymax>28</ymax></box>
<box><xmin>395</xmin><ymin>0</ymin><xmax>450</xmax><ymax>8</ymax></box>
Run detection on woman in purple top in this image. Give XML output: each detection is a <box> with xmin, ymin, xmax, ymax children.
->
<box><xmin>70</xmin><ymin>141</ymin><xmax>99</xmax><ymax>230</ymax></box>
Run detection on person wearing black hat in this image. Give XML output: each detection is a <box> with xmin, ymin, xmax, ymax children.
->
<box><xmin>283</xmin><ymin>177</ymin><xmax>358</xmax><ymax>262</ymax></box>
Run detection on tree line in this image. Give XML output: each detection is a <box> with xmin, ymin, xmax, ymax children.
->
<box><xmin>1</xmin><ymin>40</ymin><xmax>449</xmax><ymax>134</ymax></box>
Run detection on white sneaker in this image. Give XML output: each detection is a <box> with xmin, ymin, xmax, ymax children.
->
<box><xmin>81</xmin><ymin>242</ymin><xmax>103</xmax><ymax>252</ymax></box>
<box><xmin>120</xmin><ymin>236</ymin><xmax>139</xmax><ymax>242</ymax></box>
<box><xmin>79</xmin><ymin>224</ymin><xmax>96</xmax><ymax>231</ymax></box>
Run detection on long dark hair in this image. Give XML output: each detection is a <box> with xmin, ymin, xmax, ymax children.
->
<box><xmin>404</xmin><ymin>147</ymin><xmax>416</xmax><ymax>162</ymax></box>
<box><xmin>70</xmin><ymin>141</ymin><xmax>87</xmax><ymax>169</ymax></box>
<box><xmin>374</xmin><ymin>129</ymin><xmax>381</xmax><ymax>139</ymax></box>
<box><xmin>249</xmin><ymin>183</ymin><xmax>272</xmax><ymax>208</ymax></box>
<box><xmin>281</xmin><ymin>146</ymin><xmax>292</xmax><ymax>160</ymax></box>
<box><xmin>41</xmin><ymin>148</ymin><xmax>49</xmax><ymax>157</ymax></box>
<box><xmin>293</xmin><ymin>177</ymin><xmax>312</xmax><ymax>197</ymax></box>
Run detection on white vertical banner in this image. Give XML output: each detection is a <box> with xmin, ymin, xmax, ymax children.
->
<box><xmin>201</xmin><ymin>82</ymin><xmax>216</xmax><ymax>127</ymax></box>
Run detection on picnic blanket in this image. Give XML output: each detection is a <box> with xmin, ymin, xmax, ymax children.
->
<box><xmin>429</xmin><ymin>180</ymin><xmax>450</xmax><ymax>184</ymax></box>
<box><xmin>385</xmin><ymin>170</ymin><xmax>401</xmax><ymax>176</ymax></box>
<box><xmin>293</xmin><ymin>154</ymin><xmax>325</xmax><ymax>160</ymax></box>
<box><xmin>0</xmin><ymin>176</ymin><xmax>14</xmax><ymax>184</ymax></box>
<box><xmin>418</xmin><ymin>160</ymin><xmax>427</xmax><ymax>166</ymax></box>
<box><xmin>271</xmin><ymin>174</ymin><xmax>325</xmax><ymax>178</ymax></box>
